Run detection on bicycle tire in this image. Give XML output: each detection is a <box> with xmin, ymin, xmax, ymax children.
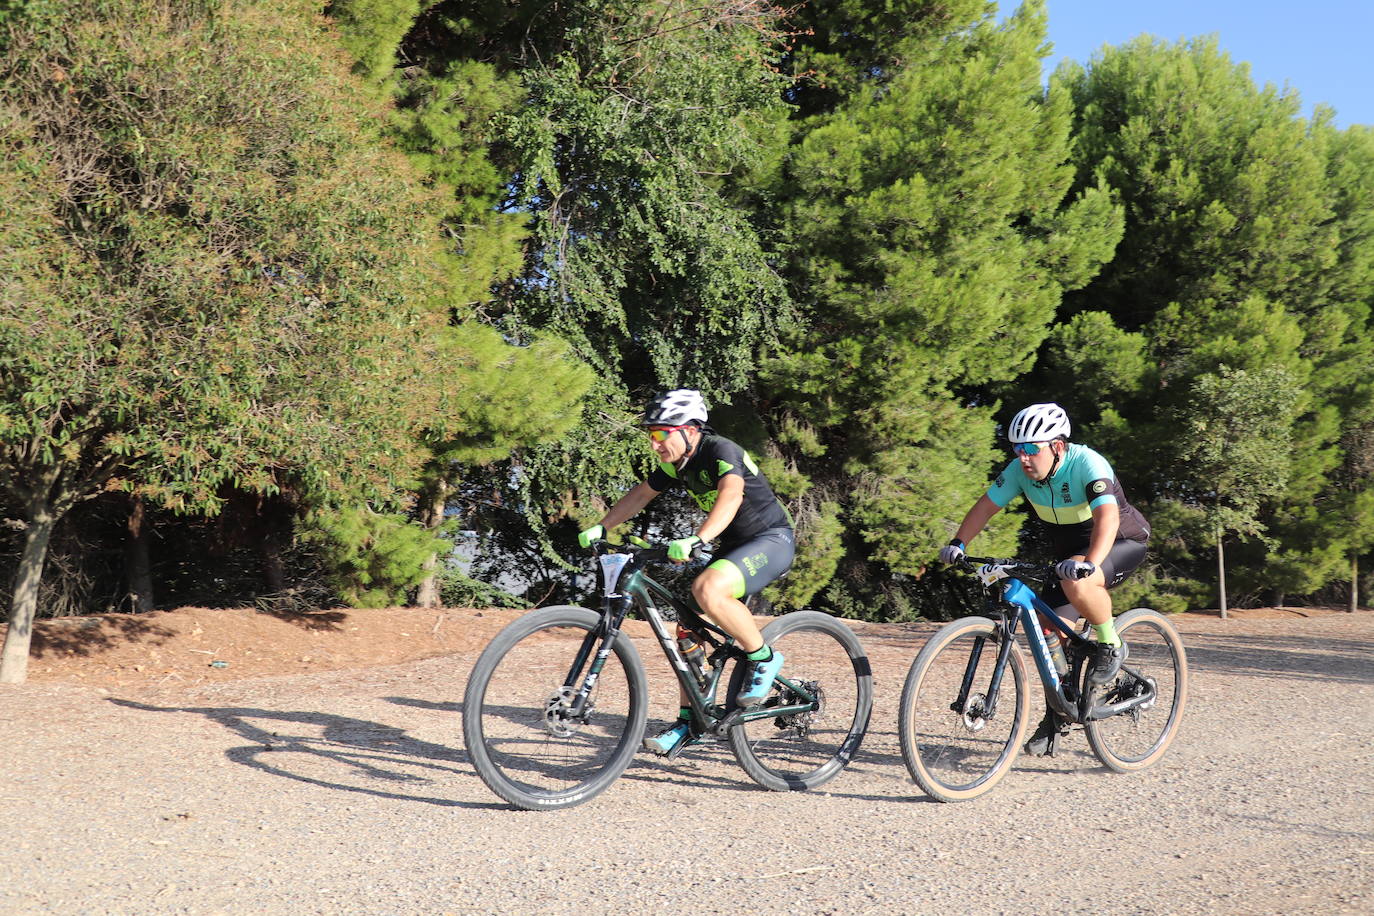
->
<box><xmin>1084</xmin><ymin>607</ymin><xmax>1187</xmax><ymax>772</ymax></box>
<box><xmin>726</xmin><ymin>611</ymin><xmax>873</xmax><ymax>792</ymax></box>
<box><xmin>462</xmin><ymin>605</ymin><xmax>648</xmax><ymax>810</ymax></box>
<box><xmin>898</xmin><ymin>615</ymin><xmax>1029</xmax><ymax>802</ymax></box>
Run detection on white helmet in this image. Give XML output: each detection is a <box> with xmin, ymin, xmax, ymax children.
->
<box><xmin>1007</xmin><ymin>403</ymin><xmax>1071</xmax><ymax>443</ymax></box>
<box><xmin>642</xmin><ymin>389</ymin><xmax>708</xmax><ymax>427</ymax></box>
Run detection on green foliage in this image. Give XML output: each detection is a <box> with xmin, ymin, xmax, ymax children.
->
<box><xmin>327</xmin><ymin>0</ymin><xmax>423</xmax><ymax>82</ymax></box>
<box><xmin>780</xmin><ymin>0</ymin><xmax>992</xmax><ymax>116</ymax></box>
<box><xmin>300</xmin><ymin>507</ymin><xmax>445</xmax><ymax>607</ymax></box>
<box><xmin>763</xmin><ymin>1</ymin><xmax>1120</xmax><ymax>585</ymax></box>
<box><xmin>438</xmin><ymin>565</ymin><xmax>525</xmax><ymax>610</ymax></box>
<box><xmin>1173</xmin><ymin>366</ymin><xmax>1301</xmax><ymax>542</ymax></box>
<box><xmin>428</xmin><ymin>325</ymin><xmax>594</xmax><ymax>467</ymax></box>
<box><xmin>498</xmin><ymin>0</ymin><xmax>794</xmax><ymax>395</ymax></box>
<box><xmin>764</xmin><ymin>499</ymin><xmax>843</xmax><ymax>610</ymax></box>
<box><xmin>1049</xmin><ymin>35</ymin><xmax>1374</xmax><ymax>604</ymax></box>
<box><xmin>0</xmin><ymin>0</ymin><xmax>456</xmax><ymax>519</ymax></box>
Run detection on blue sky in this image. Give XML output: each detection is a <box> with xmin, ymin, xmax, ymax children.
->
<box><xmin>1030</xmin><ymin>1</ymin><xmax>1373</xmax><ymax>128</ymax></box>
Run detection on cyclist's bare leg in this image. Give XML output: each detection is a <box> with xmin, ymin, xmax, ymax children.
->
<box><xmin>658</xmin><ymin>569</ymin><xmax>766</xmax><ymax>713</ymax></box>
<box><xmin>1059</xmin><ymin>555</ymin><xmax>1112</xmax><ymax>625</ymax></box>
<box><xmin>691</xmin><ymin>567</ymin><xmax>766</xmax><ymax>653</ymax></box>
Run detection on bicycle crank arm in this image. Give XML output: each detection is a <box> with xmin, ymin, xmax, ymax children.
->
<box><xmin>708</xmin><ymin>708</ymin><xmax>746</xmax><ymax>736</ymax></box>
<box><xmin>1082</xmin><ymin>676</ymin><xmax>1157</xmax><ymax>722</ymax></box>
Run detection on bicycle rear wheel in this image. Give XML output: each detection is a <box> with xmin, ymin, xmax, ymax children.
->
<box><xmin>898</xmin><ymin>616</ymin><xmax>1029</xmax><ymax>802</ymax></box>
<box><xmin>1084</xmin><ymin>607</ymin><xmax>1187</xmax><ymax>772</ymax></box>
<box><xmin>462</xmin><ymin>606</ymin><xmax>648</xmax><ymax>810</ymax></box>
<box><xmin>727</xmin><ymin>611</ymin><xmax>873</xmax><ymax>792</ymax></box>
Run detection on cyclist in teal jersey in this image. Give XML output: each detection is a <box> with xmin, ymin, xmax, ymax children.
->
<box><xmin>938</xmin><ymin>403</ymin><xmax>1150</xmax><ymax>756</ymax></box>
<box><xmin>578</xmin><ymin>390</ymin><xmax>795</xmax><ymax>756</ymax></box>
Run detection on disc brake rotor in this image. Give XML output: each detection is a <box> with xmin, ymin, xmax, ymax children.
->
<box><xmin>961</xmin><ymin>693</ymin><xmax>991</xmax><ymax>731</ymax></box>
<box><xmin>543</xmin><ymin>686</ymin><xmax>589</xmax><ymax>738</ymax></box>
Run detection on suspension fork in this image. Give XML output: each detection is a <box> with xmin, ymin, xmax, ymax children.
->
<box><xmin>562</xmin><ymin>596</ymin><xmax>634</xmax><ymax>717</ymax></box>
<box><xmin>954</xmin><ymin>614</ymin><xmax>1017</xmax><ymax>720</ymax></box>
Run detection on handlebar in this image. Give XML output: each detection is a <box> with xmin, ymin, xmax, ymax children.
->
<box><xmin>586</xmin><ymin>537</ymin><xmax>710</xmax><ymax>564</ymax></box>
<box><xmin>955</xmin><ymin>555</ymin><xmax>1055</xmax><ymax>583</ymax></box>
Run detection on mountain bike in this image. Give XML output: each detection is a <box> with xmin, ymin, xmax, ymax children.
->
<box><xmin>898</xmin><ymin>556</ymin><xmax>1187</xmax><ymax>802</ymax></box>
<box><xmin>462</xmin><ymin>539</ymin><xmax>873</xmax><ymax>811</ymax></box>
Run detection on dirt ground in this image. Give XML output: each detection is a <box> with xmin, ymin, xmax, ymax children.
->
<box><xmin>12</xmin><ymin>601</ymin><xmax>1336</xmax><ymax>691</ymax></box>
<box><xmin>1</xmin><ymin>602</ymin><xmax>1370</xmax><ymax>915</ymax></box>
<box><xmin>16</xmin><ymin>604</ymin><xmax>524</xmax><ymax>689</ymax></box>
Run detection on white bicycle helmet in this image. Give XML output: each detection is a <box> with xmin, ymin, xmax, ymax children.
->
<box><xmin>642</xmin><ymin>389</ymin><xmax>708</xmax><ymax>427</ymax></box>
<box><xmin>1007</xmin><ymin>403</ymin><xmax>1071</xmax><ymax>443</ymax></box>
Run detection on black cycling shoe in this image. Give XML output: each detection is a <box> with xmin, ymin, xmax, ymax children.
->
<box><xmin>1087</xmin><ymin>641</ymin><xmax>1128</xmax><ymax>686</ymax></box>
<box><xmin>1023</xmin><ymin>712</ymin><xmax>1069</xmax><ymax>757</ymax></box>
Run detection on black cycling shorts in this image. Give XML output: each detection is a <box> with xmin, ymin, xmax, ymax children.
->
<box><xmin>1040</xmin><ymin>537</ymin><xmax>1148</xmax><ymax>610</ymax></box>
<box><xmin>707</xmin><ymin>527</ymin><xmax>795</xmax><ymax>599</ymax></box>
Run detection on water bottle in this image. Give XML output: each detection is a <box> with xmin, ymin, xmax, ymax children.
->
<box><xmin>676</xmin><ymin>625</ymin><xmax>707</xmax><ymax>676</ymax></box>
<box><xmin>1043</xmin><ymin>627</ymin><xmax>1068</xmax><ymax>676</ymax></box>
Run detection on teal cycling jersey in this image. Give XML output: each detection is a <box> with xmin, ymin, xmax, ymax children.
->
<box><xmin>986</xmin><ymin>443</ymin><xmax>1149</xmax><ymax>542</ymax></box>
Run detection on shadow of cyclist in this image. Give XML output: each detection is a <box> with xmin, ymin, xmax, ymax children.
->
<box><xmin>107</xmin><ymin>697</ymin><xmax>507</xmax><ymax>809</ymax></box>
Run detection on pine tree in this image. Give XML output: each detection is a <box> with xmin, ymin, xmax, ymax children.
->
<box><xmin>760</xmin><ymin>1</ymin><xmax>1122</xmax><ymax>610</ymax></box>
<box><xmin>1049</xmin><ymin>37</ymin><xmax>1374</xmax><ymax>607</ymax></box>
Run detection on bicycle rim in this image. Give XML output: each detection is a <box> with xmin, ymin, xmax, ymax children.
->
<box><xmin>1084</xmin><ymin>608</ymin><xmax>1187</xmax><ymax>772</ymax></box>
<box><xmin>727</xmin><ymin>611</ymin><xmax>873</xmax><ymax>792</ymax></box>
<box><xmin>899</xmin><ymin>616</ymin><xmax>1028</xmax><ymax>802</ymax></box>
<box><xmin>462</xmin><ymin>606</ymin><xmax>648</xmax><ymax>810</ymax></box>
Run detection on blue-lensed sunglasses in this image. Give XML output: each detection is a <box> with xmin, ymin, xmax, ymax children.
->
<box><xmin>1012</xmin><ymin>441</ymin><xmax>1050</xmax><ymax>456</ymax></box>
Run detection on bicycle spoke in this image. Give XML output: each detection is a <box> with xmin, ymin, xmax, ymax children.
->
<box><xmin>729</xmin><ymin>612</ymin><xmax>872</xmax><ymax>791</ymax></box>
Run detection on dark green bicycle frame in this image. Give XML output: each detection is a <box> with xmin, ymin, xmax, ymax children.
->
<box><xmin>559</xmin><ymin>549</ymin><xmax>817</xmax><ymax>738</ymax></box>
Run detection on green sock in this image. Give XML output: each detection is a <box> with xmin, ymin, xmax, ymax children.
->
<box><xmin>1092</xmin><ymin>620</ymin><xmax>1122</xmax><ymax>647</ymax></box>
<box><xmin>746</xmin><ymin>645</ymin><xmax>773</xmax><ymax>662</ymax></box>
<box><xmin>676</xmin><ymin>707</ymin><xmax>691</xmax><ymax>721</ymax></box>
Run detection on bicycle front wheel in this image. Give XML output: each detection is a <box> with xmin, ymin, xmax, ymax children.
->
<box><xmin>727</xmin><ymin>611</ymin><xmax>873</xmax><ymax>792</ymax></box>
<box><xmin>462</xmin><ymin>606</ymin><xmax>648</xmax><ymax>810</ymax></box>
<box><xmin>1084</xmin><ymin>607</ymin><xmax>1188</xmax><ymax>772</ymax></box>
<box><xmin>898</xmin><ymin>616</ymin><xmax>1029</xmax><ymax>802</ymax></box>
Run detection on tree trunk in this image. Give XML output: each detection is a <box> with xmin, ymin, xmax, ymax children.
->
<box><xmin>414</xmin><ymin>479</ymin><xmax>449</xmax><ymax>609</ymax></box>
<box><xmin>1</xmin><ymin>504</ymin><xmax>58</xmax><ymax>684</ymax></box>
<box><xmin>125</xmin><ymin>496</ymin><xmax>155</xmax><ymax>614</ymax></box>
<box><xmin>1216</xmin><ymin>525</ymin><xmax>1228</xmax><ymax>620</ymax></box>
<box><xmin>260</xmin><ymin>537</ymin><xmax>286</xmax><ymax>594</ymax></box>
<box><xmin>1353</xmin><ymin>554</ymin><xmax>1360</xmax><ymax>613</ymax></box>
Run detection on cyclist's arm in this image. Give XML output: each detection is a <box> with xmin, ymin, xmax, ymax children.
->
<box><xmin>598</xmin><ymin>481</ymin><xmax>660</xmax><ymax>530</ymax></box>
<box><xmin>1085</xmin><ymin>501</ymin><xmax>1120</xmax><ymax>567</ymax></box>
<box><xmin>696</xmin><ymin>473</ymin><xmax>744</xmax><ymax>542</ymax></box>
<box><xmin>953</xmin><ymin>495</ymin><xmax>1001</xmax><ymax>546</ymax></box>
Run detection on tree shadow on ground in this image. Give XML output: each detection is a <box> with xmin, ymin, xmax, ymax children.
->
<box><xmin>108</xmin><ymin>697</ymin><xmax>507</xmax><ymax>809</ymax></box>
<box><xmin>28</xmin><ymin>616</ymin><xmax>177</xmax><ymax>658</ymax></box>
<box><xmin>1183</xmin><ymin>631</ymin><xmax>1374</xmax><ymax>686</ymax></box>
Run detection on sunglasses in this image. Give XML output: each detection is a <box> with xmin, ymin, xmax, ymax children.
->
<box><xmin>1012</xmin><ymin>441</ymin><xmax>1053</xmax><ymax>456</ymax></box>
<box><xmin>647</xmin><ymin>425</ymin><xmax>690</xmax><ymax>442</ymax></box>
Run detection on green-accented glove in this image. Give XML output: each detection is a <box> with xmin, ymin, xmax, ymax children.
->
<box><xmin>667</xmin><ymin>534</ymin><xmax>703</xmax><ymax>562</ymax></box>
<box><xmin>577</xmin><ymin>524</ymin><xmax>605</xmax><ymax>549</ymax></box>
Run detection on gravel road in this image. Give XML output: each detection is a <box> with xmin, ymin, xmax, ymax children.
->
<box><xmin>0</xmin><ymin>610</ymin><xmax>1370</xmax><ymax>915</ymax></box>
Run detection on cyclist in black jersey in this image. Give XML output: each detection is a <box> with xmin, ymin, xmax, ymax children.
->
<box><xmin>938</xmin><ymin>403</ymin><xmax>1151</xmax><ymax>756</ymax></box>
<box><xmin>578</xmin><ymin>390</ymin><xmax>795</xmax><ymax>756</ymax></box>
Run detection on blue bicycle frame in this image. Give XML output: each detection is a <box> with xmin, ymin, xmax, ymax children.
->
<box><xmin>972</xmin><ymin>558</ymin><xmax>1157</xmax><ymax>723</ymax></box>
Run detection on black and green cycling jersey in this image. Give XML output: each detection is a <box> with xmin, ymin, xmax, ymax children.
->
<box><xmin>986</xmin><ymin>443</ymin><xmax>1150</xmax><ymax>543</ymax></box>
<box><xmin>645</xmin><ymin>433</ymin><xmax>792</xmax><ymax>546</ymax></box>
